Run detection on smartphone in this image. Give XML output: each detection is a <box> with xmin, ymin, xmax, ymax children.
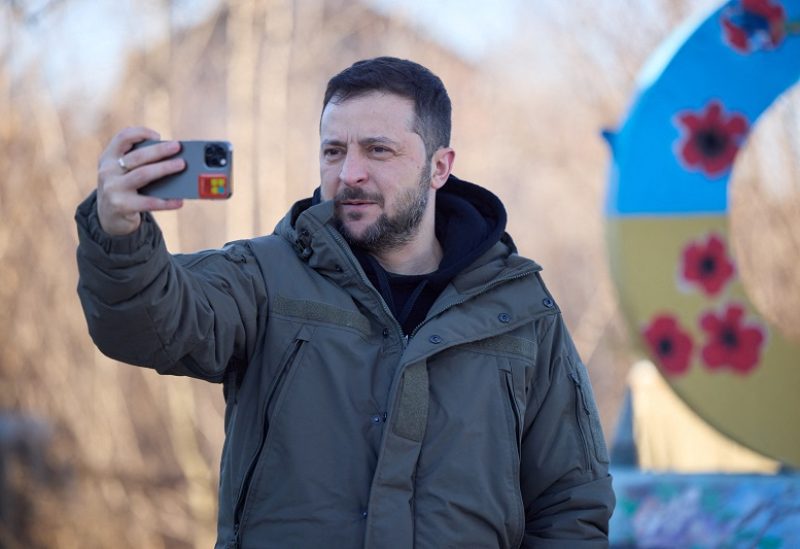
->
<box><xmin>135</xmin><ymin>140</ymin><xmax>233</xmax><ymax>199</ymax></box>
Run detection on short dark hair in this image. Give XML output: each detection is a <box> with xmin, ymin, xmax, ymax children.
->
<box><xmin>322</xmin><ymin>57</ymin><xmax>451</xmax><ymax>158</ymax></box>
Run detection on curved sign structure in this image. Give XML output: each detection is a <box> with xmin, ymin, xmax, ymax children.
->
<box><xmin>606</xmin><ymin>0</ymin><xmax>800</xmax><ymax>466</ymax></box>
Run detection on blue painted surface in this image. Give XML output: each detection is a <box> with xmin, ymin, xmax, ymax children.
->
<box><xmin>610</xmin><ymin>467</ymin><xmax>800</xmax><ymax>547</ymax></box>
<box><xmin>605</xmin><ymin>0</ymin><xmax>800</xmax><ymax>216</ymax></box>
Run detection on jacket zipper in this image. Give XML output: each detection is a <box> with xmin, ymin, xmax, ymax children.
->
<box><xmin>504</xmin><ymin>372</ymin><xmax>525</xmax><ymax>548</ymax></box>
<box><xmin>569</xmin><ymin>371</ymin><xmax>593</xmax><ymax>473</ymax></box>
<box><xmin>230</xmin><ymin>338</ymin><xmax>305</xmax><ymax>548</ymax></box>
<box><xmin>323</xmin><ymin>225</ymin><xmax>537</xmax><ymax>543</ymax></box>
<box><xmin>504</xmin><ymin>373</ymin><xmax>522</xmax><ymax>458</ymax></box>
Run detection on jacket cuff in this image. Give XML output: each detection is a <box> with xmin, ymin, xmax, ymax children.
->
<box><xmin>75</xmin><ymin>190</ymin><xmax>163</xmax><ymax>260</ymax></box>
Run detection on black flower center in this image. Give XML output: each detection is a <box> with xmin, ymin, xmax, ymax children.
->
<box><xmin>657</xmin><ymin>338</ymin><xmax>674</xmax><ymax>356</ymax></box>
<box><xmin>700</xmin><ymin>255</ymin><xmax>717</xmax><ymax>276</ymax></box>
<box><xmin>720</xmin><ymin>327</ymin><xmax>739</xmax><ymax>349</ymax></box>
<box><xmin>735</xmin><ymin>11</ymin><xmax>770</xmax><ymax>35</ymax></box>
<box><xmin>695</xmin><ymin>129</ymin><xmax>728</xmax><ymax>157</ymax></box>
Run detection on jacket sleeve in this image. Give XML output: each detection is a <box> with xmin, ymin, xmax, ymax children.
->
<box><xmin>75</xmin><ymin>192</ymin><xmax>268</xmax><ymax>381</ymax></box>
<box><xmin>520</xmin><ymin>312</ymin><xmax>615</xmax><ymax>547</ymax></box>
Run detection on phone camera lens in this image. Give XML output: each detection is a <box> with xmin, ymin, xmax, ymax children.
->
<box><xmin>204</xmin><ymin>143</ymin><xmax>228</xmax><ymax>168</ymax></box>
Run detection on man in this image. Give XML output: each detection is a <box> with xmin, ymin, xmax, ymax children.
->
<box><xmin>76</xmin><ymin>57</ymin><xmax>614</xmax><ymax>548</ymax></box>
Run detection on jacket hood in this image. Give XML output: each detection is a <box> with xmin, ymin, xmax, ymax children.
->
<box><xmin>429</xmin><ymin>174</ymin><xmax>508</xmax><ymax>285</ymax></box>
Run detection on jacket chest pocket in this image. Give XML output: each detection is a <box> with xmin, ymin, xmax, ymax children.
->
<box><xmin>230</xmin><ymin>324</ymin><xmax>315</xmax><ymax>533</ymax></box>
<box><xmin>568</xmin><ymin>358</ymin><xmax>609</xmax><ymax>470</ymax></box>
<box><xmin>265</xmin><ymin>324</ymin><xmax>315</xmax><ymax>424</ymax></box>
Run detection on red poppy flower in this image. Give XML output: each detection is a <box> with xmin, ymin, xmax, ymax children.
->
<box><xmin>642</xmin><ymin>314</ymin><xmax>694</xmax><ymax>376</ymax></box>
<box><xmin>680</xmin><ymin>233</ymin><xmax>736</xmax><ymax>296</ymax></box>
<box><xmin>699</xmin><ymin>304</ymin><xmax>765</xmax><ymax>374</ymax></box>
<box><xmin>721</xmin><ymin>0</ymin><xmax>786</xmax><ymax>54</ymax></box>
<box><xmin>675</xmin><ymin>100</ymin><xmax>749</xmax><ymax>178</ymax></box>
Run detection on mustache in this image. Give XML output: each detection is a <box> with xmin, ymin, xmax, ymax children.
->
<box><xmin>334</xmin><ymin>187</ymin><xmax>384</xmax><ymax>206</ymax></box>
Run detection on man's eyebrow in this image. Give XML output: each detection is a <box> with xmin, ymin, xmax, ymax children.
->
<box><xmin>360</xmin><ymin>136</ymin><xmax>400</xmax><ymax>147</ymax></box>
<box><xmin>320</xmin><ymin>138</ymin><xmax>346</xmax><ymax>148</ymax></box>
<box><xmin>320</xmin><ymin>136</ymin><xmax>401</xmax><ymax>148</ymax></box>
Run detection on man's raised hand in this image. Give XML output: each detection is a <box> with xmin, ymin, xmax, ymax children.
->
<box><xmin>96</xmin><ymin>127</ymin><xmax>186</xmax><ymax>236</ymax></box>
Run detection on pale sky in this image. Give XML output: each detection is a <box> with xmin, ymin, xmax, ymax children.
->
<box><xmin>6</xmin><ymin>0</ymin><xmax>218</xmax><ymax>101</ymax></box>
<box><xmin>5</xmin><ymin>0</ymin><xmax>519</xmax><ymax>106</ymax></box>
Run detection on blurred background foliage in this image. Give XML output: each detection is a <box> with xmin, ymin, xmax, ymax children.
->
<box><xmin>1</xmin><ymin>0</ymin><xmax>798</xmax><ymax>546</ymax></box>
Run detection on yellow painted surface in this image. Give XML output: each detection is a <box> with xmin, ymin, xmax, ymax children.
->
<box><xmin>607</xmin><ymin>216</ymin><xmax>800</xmax><ymax>466</ymax></box>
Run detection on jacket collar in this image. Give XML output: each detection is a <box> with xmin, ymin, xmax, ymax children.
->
<box><xmin>273</xmin><ymin>181</ymin><xmax>542</xmax><ymax>311</ymax></box>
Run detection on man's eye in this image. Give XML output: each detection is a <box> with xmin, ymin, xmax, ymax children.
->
<box><xmin>323</xmin><ymin>148</ymin><xmax>342</xmax><ymax>158</ymax></box>
<box><xmin>371</xmin><ymin>146</ymin><xmax>391</xmax><ymax>155</ymax></box>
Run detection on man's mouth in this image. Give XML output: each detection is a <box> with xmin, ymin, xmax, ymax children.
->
<box><xmin>340</xmin><ymin>200</ymin><xmax>375</xmax><ymax>206</ymax></box>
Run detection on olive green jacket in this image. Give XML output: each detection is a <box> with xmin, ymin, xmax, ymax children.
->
<box><xmin>76</xmin><ymin>192</ymin><xmax>614</xmax><ymax>548</ymax></box>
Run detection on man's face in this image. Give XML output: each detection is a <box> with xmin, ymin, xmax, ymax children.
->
<box><xmin>319</xmin><ymin>92</ymin><xmax>433</xmax><ymax>252</ymax></box>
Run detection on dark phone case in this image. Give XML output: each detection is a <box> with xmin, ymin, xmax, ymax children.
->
<box><xmin>135</xmin><ymin>140</ymin><xmax>233</xmax><ymax>199</ymax></box>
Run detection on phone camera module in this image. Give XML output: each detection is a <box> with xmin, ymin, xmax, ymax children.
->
<box><xmin>204</xmin><ymin>143</ymin><xmax>228</xmax><ymax>168</ymax></box>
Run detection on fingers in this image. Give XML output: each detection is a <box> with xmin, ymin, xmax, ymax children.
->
<box><xmin>105</xmin><ymin>152</ymin><xmax>185</xmax><ymax>192</ymax></box>
<box><xmin>98</xmin><ymin>127</ymin><xmax>185</xmax><ymax>193</ymax></box>
<box><xmin>119</xmin><ymin>140</ymin><xmax>182</xmax><ymax>174</ymax></box>
<box><xmin>100</xmin><ymin>126</ymin><xmax>175</xmax><ymax>179</ymax></box>
<box><xmin>96</xmin><ymin>127</ymin><xmax>186</xmax><ymax>236</ymax></box>
<box><xmin>104</xmin><ymin>126</ymin><xmax>161</xmax><ymax>159</ymax></box>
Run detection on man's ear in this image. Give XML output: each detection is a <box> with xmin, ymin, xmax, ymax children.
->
<box><xmin>430</xmin><ymin>147</ymin><xmax>455</xmax><ymax>190</ymax></box>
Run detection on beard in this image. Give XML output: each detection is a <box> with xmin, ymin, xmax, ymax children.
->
<box><xmin>334</xmin><ymin>160</ymin><xmax>431</xmax><ymax>253</ymax></box>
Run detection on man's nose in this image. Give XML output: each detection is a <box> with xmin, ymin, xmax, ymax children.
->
<box><xmin>339</xmin><ymin>150</ymin><xmax>368</xmax><ymax>185</ymax></box>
